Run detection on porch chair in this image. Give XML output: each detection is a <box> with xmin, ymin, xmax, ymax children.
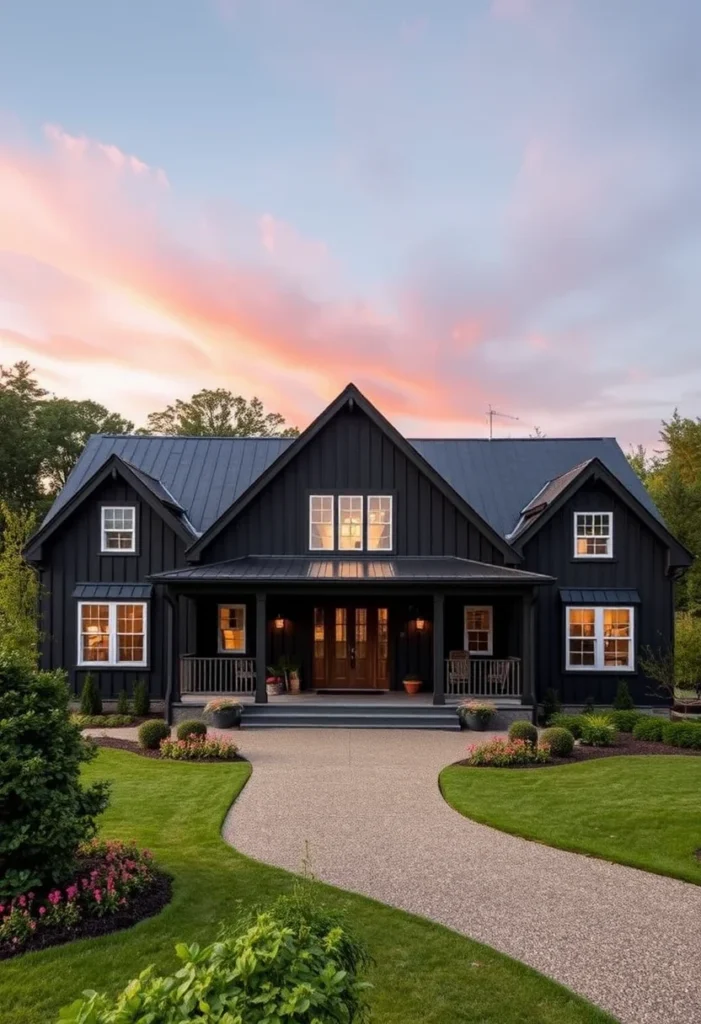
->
<box><xmin>447</xmin><ymin>650</ymin><xmax>471</xmax><ymax>695</ymax></box>
<box><xmin>486</xmin><ymin>657</ymin><xmax>517</xmax><ymax>697</ymax></box>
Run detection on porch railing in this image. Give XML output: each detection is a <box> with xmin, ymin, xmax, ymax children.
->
<box><xmin>180</xmin><ymin>656</ymin><xmax>256</xmax><ymax>695</ymax></box>
<box><xmin>445</xmin><ymin>657</ymin><xmax>521</xmax><ymax>698</ymax></box>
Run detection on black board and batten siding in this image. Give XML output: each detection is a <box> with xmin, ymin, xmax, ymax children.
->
<box><xmin>521</xmin><ymin>480</ymin><xmax>673</xmax><ymax>705</ymax></box>
<box><xmin>38</xmin><ymin>477</ymin><xmax>191</xmax><ymax>699</ymax></box>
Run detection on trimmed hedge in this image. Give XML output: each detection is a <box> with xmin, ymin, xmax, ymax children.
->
<box><xmin>661</xmin><ymin>720</ymin><xmax>701</xmax><ymax>749</ymax></box>
<box><xmin>632</xmin><ymin>716</ymin><xmax>666</xmax><ymax>742</ymax></box>
<box><xmin>508</xmin><ymin>721</ymin><xmax>538</xmax><ymax>746</ymax></box>
<box><xmin>176</xmin><ymin>719</ymin><xmax>208</xmax><ymax>741</ymax></box>
<box><xmin>548</xmin><ymin>713</ymin><xmax>585</xmax><ymax>739</ymax></box>
<box><xmin>138</xmin><ymin>720</ymin><xmax>170</xmax><ymax>750</ymax></box>
<box><xmin>609</xmin><ymin>710</ymin><xmax>645</xmax><ymax>733</ymax></box>
<box><xmin>71</xmin><ymin>714</ymin><xmax>135</xmax><ymax>728</ymax></box>
<box><xmin>540</xmin><ymin>726</ymin><xmax>574</xmax><ymax>757</ymax></box>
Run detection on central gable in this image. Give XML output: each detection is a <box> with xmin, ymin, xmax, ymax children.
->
<box><xmin>190</xmin><ymin>385</ymin><xmax>517</xmax><ymax>566</ymax></box>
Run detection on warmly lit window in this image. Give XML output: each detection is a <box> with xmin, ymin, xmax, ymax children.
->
<box><xmin>464</xmin><ymin>606</ymin><xmax>493</xmax><ymax>655</ymax></box>
<box><xmin>367</xmin><ymin>496</ymin><xmax>392</xmax><ymax>551</ymax></box>
<box><xmin>574</xmin><ymin>512</ymin><xmax>612</xmax><ymax>558</ymax></box>
<box><xmin>218</xmin><ymin>604</ymin><xmax>246</xmax><ymax>653</ymax></box>
<box><xmin>101</xmin><ymin>506</ymin><xmax>136</xmax><ymax>552</ymax></box>
<box><xmin>309</xmin><ymin>495</ymin><xmax>334</xmax><ymax>551</ymax></box>
<box><xmin>338</xmin><ymin>496</ymin><xmax>364</xmax><ymax>550</ymax></box>
<box><xmin>78</xmin><ymin>602</ymin><xmax>147</xmax><ymax>666</ymax></box>
<box><xmin>566</xmin><ymin>606</ymin><xmax>633</xmax><ymax>670</ymax></box>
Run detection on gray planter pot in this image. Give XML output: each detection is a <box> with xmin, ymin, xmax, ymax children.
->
<box><xmin>465</xmin><ymin>713</ymin><xmax>492</xmax><ymax>731</ymax></box>
<box><xmin>212</xmin><ymin>708</ymin><xmax>241</xmax><ymax>729</ymax></box>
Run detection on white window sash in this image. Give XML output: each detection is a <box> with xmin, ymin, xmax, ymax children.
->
<box><xmin>367</xmin><ymin>495</ymin><xmax>393</xmax><ymax>551</ymax></box>
<box><xmin>77</xmin><ymin>601</ymin><xmax>148</xmax><ymax>667</ymax></box>
<box><xmin>463</xmin><ymin>605</ymin><xmax>493</xmax><ymax>656</ymax></box>
<box><xmin>101</xmin><ymin>506</ymin><xmax>136</xmax><ymax>553</ymax></box>
<box><xmin>309</xmin><ymin>495</ymin><xmax>335</xmax><ymax>551</ymax></box>
<box><xmin>218</xmin><ymin>603</ymin><xmax>247</xmax><ymax>654</ymax></box>
<box><xmin>573</xmin><ymin>511</ymin><xmax>613</xmax><ymax>559</ymax></box>
<box><xmin>565</xmin><ymin>605</ymin><xmax>634</xmax><ymax>671</ymax></box>
<box><xmin>338</xmin><ymin>495</ymin><xmax>364</xmax><ymax>551</ymax></box>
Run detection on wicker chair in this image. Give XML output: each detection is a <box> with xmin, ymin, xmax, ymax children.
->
<box><xmin>447</xmin><ymin>650</ymin><xmax>471</xmax><ymax>694</ymax></box>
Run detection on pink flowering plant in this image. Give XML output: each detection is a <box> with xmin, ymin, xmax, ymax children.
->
<box><xmin>0</xmin><ymin>839</ymin><xmax>155</xmax><ymax>956</ymax></box>
<box><xmin>464</xmin><ymin>737</ymin><xmax>552</xmax><ymax>767</ymax></box>
<box><xmin>159</xmin><ymin>735</ymin><xmax>239</xmax><ymax>761</ymax></box>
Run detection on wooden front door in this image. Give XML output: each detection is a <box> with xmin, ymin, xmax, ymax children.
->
<box><xmin>313</xmin><ymin>605</ymin><xmax>389</xmax><ymax>689</ymax></box>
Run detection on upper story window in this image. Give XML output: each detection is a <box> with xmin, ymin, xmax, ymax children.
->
<box><xmin>566</xmin><ymin>606</ymin><xmax>633</xmax><ymax>671</ymax></box>
<box><xmin>308</xmin><ymin>495</ymin><xmax>393</xmax><ymax>552</ymax></box>
<box><xmin>78</xmin><ymin>601</ymin><xmax>147</xmax><ymax>666</ymax></box>
<box><xmin>101</xmin><ymin>506</ymin><xmax>136</xmax><ymax>553</ymax></box>
<box><xmin>574</xmin><ymin>511</ymin><xmax>612</xmax><ymax>558</ymax></box>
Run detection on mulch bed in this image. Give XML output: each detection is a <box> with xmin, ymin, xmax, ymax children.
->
<box><xmin>0</xmin><ymin>872</ymin><xmax>172</xmax><ymax>961</ymax></box>
<box><xmin>456</xmin><ymin>731</ymin><xmax>701</xmax><ymax>769</ymax></box>
<box><xmin>90</xmin><ymin>735</ymin><xmax>246</xmax><ymax>763</ymax></box>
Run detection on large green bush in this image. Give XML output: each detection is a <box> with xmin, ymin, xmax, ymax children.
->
<box><xmin>0</xmin><ymin>658</ymin><xmax>110</xmax><ymax>897</ymax></box>
<box><xmin>632</xmin><ymin>716</ymin><xmax>666</xmax><ymax>742</ymax></box>
<box><xmin>59</xmin><ymin>887</ymin><xmax>371</xmax><ymax>1023</ymax></box>
<box><xmin>508</xmin><ymin>720</ymin><xmax>538</xmax><ymax>746</ymax></box>
<box><xmin>609</xmin><ymin>709</ymin><xmax>645</xmax><ymax>733</ymax></box>
<box><xmin>661</xmin><ymin>720</ymin><xmax>701</xmax><ymax>749</ymax></box>
<box><xmin>540</xmin><ymin>727</ymin><xmax>574</xmax><ymax>757</ymax></box>
<box><xmin>548</xmin><ymin>713</ymin><xmax>585</xmax><ymax>739</ymax></box>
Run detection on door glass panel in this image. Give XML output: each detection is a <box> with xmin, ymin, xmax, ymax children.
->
<box><xmin>377</xmin><ymin>607</ymin><xmax>388</xmax><ymax>684</ymax></box>
<box><xmin>355</xmin><ymin>607</ymin><xmax>367</xmax><ymax>663</ymax></box>
<box><xmin>335</xmin><ymin>607</ymin><xmax>347</xmax><ymax>659</ymax></box>
<box><xmin>313</xmin><ymin>607</ymin><xmax>325</xmax><ymax>683</ymax></box>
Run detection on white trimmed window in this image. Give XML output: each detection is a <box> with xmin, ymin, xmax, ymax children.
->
<box><xmin>218</xmin><ymin>604</ymin><xmax>246</xmax><ymax>653</ymax></box>
<box><xmin>338</xmin><ymin>495</ymin><xmax>364</xmax><ymax>550</ymax></box>
<box><xmin>574</xmin><ymin>512</ymin><xmax>612</xmax><ymax>558</ymax></box>
<box><xmin>368</xmin><ymin>496</ymin><xmax>392</xmax><ymax>551</ymax></box>
<box><xmin>78</xmin><ymin>602</ymin><xmax>147</xmax><ymax>666</ymax></box>
<box><xmin>566</xmin><ymin>606</ymin><xmax>634</xmax><ymax>670</ymax></box>
<box><xmin>309</xmin><ymin>495</ymin><xmax>334</xmax><ymax>551</ymax></box>
<box><xmin>464</xmin><ymin>606</ymin><xmax>493</xmax><ymax>655</ymax></box>
<box><xmin>101</xmin><ymin>506</ymin><xmax>136</xmax><ymax>552</ymax></box>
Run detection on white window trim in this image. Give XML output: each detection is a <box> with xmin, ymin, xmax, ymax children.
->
<box><xmin>464</xmin><ymin>605</ymin><xmax>493</xmax><ymax>656</ymax></box>
<box><xmin>218</xmin><ymin>603</ymin><xmax>247</xmax><ymax>654</ymax></box>
<box><xmin>77</xmin><ymin>601</ymin><xmax>148</xmax><ymax>667</ymax></box>
<box><xmin>338</xmin><ymin>494</ymin><xmax>364</xmax><ymax>552</ymax></box>
<box><xmin>101</xmin><ymin>506</ymin><xmax>136</xmax><ymax>554</ymax></box>
<box><xmin>565</xmin><ymin>605</ymin><xmax>635</xmax><ymax>672</ymax></box>
<box><xmin>309</xmin><ymin>495</ymin><xmax>335</xmax><ymax>552</ymax></box>
<box><xmin>367</xmin><ymin>495</ymin><xmax>393</xmax><ymax>552</ymax></box>
<box><xmin>573</xmin><ymin>511</ymin><xmax>613</xmax><ymax>559</ymax></box>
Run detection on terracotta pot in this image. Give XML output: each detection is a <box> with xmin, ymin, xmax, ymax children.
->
<box><xmin>403</xmin><ymin>679</ymin><xmax>422</xmax><ymax>695</ymax></box>
<box><xmin>288</xmin><ymin>671</ymin><xmax>301</xmax><ymax>694</ymax></box>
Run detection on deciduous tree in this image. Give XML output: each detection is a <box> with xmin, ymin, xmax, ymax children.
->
<box><xmin>144</xmin><ymin>388</ymin><xmax>299</xmax><ymax>437</ymax></box>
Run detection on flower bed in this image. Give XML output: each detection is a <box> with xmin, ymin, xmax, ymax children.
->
<box><xmin>463</xmin><ymin>737</ymin><xmax>552</xmax><ymax>767</ymax></box>
<box><xmin>159</xmin><ymin>735</ymin><xmax>240</xmax><ymax>761</ymax></box>
<box><xmin>0</xmin><ymin>839</ymin><xmax>171</xmax><ymax>960</ymax></box>
<box><xmin>71</xmin><ymin>713</ymin><xmax>136</xmax><ymax>728</ymax></box>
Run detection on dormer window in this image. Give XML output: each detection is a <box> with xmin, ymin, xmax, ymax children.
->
<box><xmin>101</xmin><ymin>506</ymin><xmax>136</xmax><ymax>553</ymax></box>
<box><xmin>308</xmin><ymin>495</ymin><xmax>393</xmax><ymax>552</ymax></box>
<box><xmin>574</xmin><ymin>512</ymin><xmax>612</xmax><ymax>558</ymax></box>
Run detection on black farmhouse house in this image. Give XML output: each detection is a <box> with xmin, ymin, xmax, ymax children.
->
<box><xmin>26</xmin><ymin>384</ymin><xmax>692</xmax><ymax>725</ymax></box>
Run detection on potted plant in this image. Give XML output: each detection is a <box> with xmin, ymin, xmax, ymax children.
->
<box><xmin>204</xmin><ymin>697</ymin><xmax>243</xmax><ymax>729</ymax></box>
<box><xmin>266</xmin><ymin>665</ymin><xmax>285</xmax><ymax>697</ymax></box>
<box><xmin>458</xmin><ymin>700</ymin><xmax>497</xmax><ymax>730</ymax></box>
<box><xmin>286</xmin><ymin>657</ymin><xmax>302</xmax><ymax>694</ymax></box>
<box><xmin>402</xmin><ymin>674</ymin><xmax>422</xmax><ymax>695</ymax></box>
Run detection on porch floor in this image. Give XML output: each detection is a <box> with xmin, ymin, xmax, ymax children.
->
<box><xmin>179</xmin><ymin>691</ymin><xmax>523</xmax><ymax>706</ymax></box>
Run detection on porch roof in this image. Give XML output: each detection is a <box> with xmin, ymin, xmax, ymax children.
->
<box><xmin>150</xmin><ymin>555</ymin><xmax>554</xmax><ymax>585</ymax></box>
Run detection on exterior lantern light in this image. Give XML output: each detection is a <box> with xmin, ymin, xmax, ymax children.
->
<box><xmin>274</xmin><ymin>613</ymin><xmax>285</xmax><ymax>630</ymax></box>
<box><xmin>415</xmin><ymin>616</ymin><xmax>426</xmax><ymax>631</ymax></box>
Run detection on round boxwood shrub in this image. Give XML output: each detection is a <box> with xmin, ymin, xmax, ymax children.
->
<box><xmin>632</xmin><ymin>715</ymin><xmax>665</xmax><ymax>742</ymax></box>
<box><xmin>508</xmin><ymin>720</ymin><xmax>538</xmax><ymax>746</ymax></box>
<box><xmin>176</xmin><ymin>719</ymin><xmax>207</xmax><ymax>741</ymax></box>
<box><xmin>540</xmin><ymin>726</ymin><xmax>574</xmax><ymax>757</ymax></box>
<box><xmin>138</xmin><ymin>720</ymin><xmax>170</xmax><ymax>750</ymax></box>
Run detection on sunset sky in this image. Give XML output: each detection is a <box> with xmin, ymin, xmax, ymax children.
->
<box><xmin>1</xmin><ymin>0</ymin><xmax>700</xmax><ymax>445</ymax></box>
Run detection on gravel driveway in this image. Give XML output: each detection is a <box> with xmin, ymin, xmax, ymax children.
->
<box><xmin>223</xmin><ymin>729</ymin><xmax>701</xmax><ymax>1024</ymax></box>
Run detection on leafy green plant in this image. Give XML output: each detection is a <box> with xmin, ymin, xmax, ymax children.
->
<box><xmin>541</xmin><ymin>688</ymin><xmax>561</xmax><ymax>725</ymax></box>
<box><xmin>508</xmin><ymin>721</ymin><xmax>538</xmax><ymax>746</ymax></box>
<box><xmin>675</xmin><ymin>613</ymin><xmax>701</xmax><ymax>692</ymax></box>
<box><xmin>661</xmin><ymin>720</ymin><xmax>701</xmax><ymax>749</ymax></box>
<box><xmin>160</xmin><ymin>735</ymin><xmax>239</xmax><ymax>761</ymax></box>
<box><xmin>176</xmin><ymin>720</ymin><xmax>207</xmax><ymax>741</ymax></box>
<box><xmin>457</xmin><ymin>700</ymin><xmax>497</xmax><ymax>725</ymax></box>
<box><xmin>79</xmin><ymin>674</ymin><xmax>102</xmax><ymax>716</ymax></box>
<box><xmin>613</xmin><ymin>679</ymin><xmax>634</xmax><ymax>710</ymax></box>
<box><xmin>115</xmin><ymin>689</ymin><xmax>129</xmax><ymax>716</ymax></box>
<box><xmin>609</xmin><ymin>710</ymin><xmax>645</xmax><ymax>733</ymax></box>
<box><xmin>59</xmin><ymin>886</ymin><xmax>371</xmax><ymax>1023</ymax></box>
<box><xmin>540</xmin><ymin>727</ymin><xmax>574</xmax><ymax>757</ymax></box>
<box><xmin>0</xmin><ymin>658</ymin><xmax>110</xmax><ymax>896</ymax></box>
<box><xmin>0</xmin><ymin>502</ymin><xmax>40</xmax><ymax>671</ymax></box>
<box><xmin>137</xmin><ymin>720</ymin><xmax>170</xmax><ymax>750</ymax></box>
<box><xmin>580</xmin><ymin>713</ymin><xmax>615</xmax><ymax>747</ymax></box>
<box><xmin>632</xmin><ymin>715</ymin><xmax>665</xmax><ymax>741</ymax></box>
<box><xmin>464</xmin><ymin>737</ymin><xmax>551</xmax><ymax>767</ymax></box>
<box><xmin>582</xmin><ymin>696</ymin><xmax>596</xmax><ymax>715</ymax></box>
<box><xmin>71</xmin><ymin>714</ymin><xmax>135</xmax><ymax>728</ymax></box>
<box><xmin>132</xmin><ymin>679</ymin><xmax>150</xmax><ymax>717</ymax></box>
<box><xmin>549</xmin><ymin>713</ymin><xmax>586</xmax><ymax>739</ymax></box>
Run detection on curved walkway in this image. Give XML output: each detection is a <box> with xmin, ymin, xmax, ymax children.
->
<box><xmin>224</xmin><ymin>729</ymin><xmax>701</xmax><ymax>1024</ymax></box>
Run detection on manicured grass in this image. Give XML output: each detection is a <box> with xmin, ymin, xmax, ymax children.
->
<box><xmin>441</xmin><ymin>756</ymin><xmax>701</xmax><ymax>885</ymax></box>
<box><xmin>0</xmin><ymin>751</ymin><xmax>613</xmax><ymax>1024</ymax></box>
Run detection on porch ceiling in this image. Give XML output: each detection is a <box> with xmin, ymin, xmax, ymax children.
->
<box><xmin>150</xmin><ymin>555</ymin><xmax>554</xmax><ymax>584</ymax></box>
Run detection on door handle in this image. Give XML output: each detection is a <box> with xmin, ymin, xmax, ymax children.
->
<box><xmin>350</xmin><ymin>645</ymin><xmax>356</xmax><ymax>667</ymax></box>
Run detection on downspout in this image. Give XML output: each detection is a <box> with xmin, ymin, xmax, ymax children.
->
<box><xmin>163</xmin><ymin>589</ymin><xmax>175</xmax><ymax>725</ymax></box>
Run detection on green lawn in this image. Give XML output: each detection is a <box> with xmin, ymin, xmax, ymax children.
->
<box><xmin>0</xmin><ymin>750</ymin><xmax>613</xmax><ymax>1024</ymax></box>
<box><xmin>441</xmin><ymin>755</ymin><xmax>701</xmax><ymax>884</ymax></box>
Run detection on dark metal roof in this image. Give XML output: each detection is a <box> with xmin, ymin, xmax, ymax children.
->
<box><xmin>41</xmin><ymin>433</ymin><xmax>662</xmax><ymax>541</ymax></box>
<box><xmin>560</xmin><ymin>588</ymin><xmax>641</xmax><ymax>604</ymax></box>
<box><xmin>508</xmin><ymin>460</ymin><xmax>594</xmax><ymax>540</ymax></box>
<box><xmin>150</xmin><ymin>556</ymin><xmax>553</xmax><ymax>584</ymax></box>
<box><xmin>72</xmin><ymin>583</ymin><xmax>153</xmax><ymax>599</ymax></box>
<box><xmin>125</xmin><ymin>462</ymin><xmax>185</xmax><ymax>513</ymax></box>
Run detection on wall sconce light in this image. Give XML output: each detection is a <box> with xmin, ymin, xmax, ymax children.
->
<box><xmin>274</xmin><ymin>613</ymin><xmax>285</xmax><ymax>630</ymax></box>
<box><xmin>415</xmin><ymin>616</ymin><xmax>426</xmax><ymax>632</ymax></box>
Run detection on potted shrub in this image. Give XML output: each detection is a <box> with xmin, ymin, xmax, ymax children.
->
<box><xmin>402</xmin><ymin>674</ymin><xmax>422</xmax><ymax>695</ymax></box>
<box><xmin>266</xmin><ymin>666</ymin><xmax>285</xmax><ymax>697</ymax></box>
<box><xmin>204</xmin><ymin>697</ymin><xmax>243</xmax><ymax>729</ymax></box>
<box><xmin>458</xmin><ymin>700</ymin><xmax>497</xmax><ymax>730</ymax></box>
<box><xmin>287</xmin><ymin>658</ymin><xmax>302</xmax><ymax>694</ymax></box>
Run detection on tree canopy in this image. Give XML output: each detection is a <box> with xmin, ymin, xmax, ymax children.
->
<box><xmin>143</xmin><ymin>388</ymin><xmax>299</xmax><ymax>437</ymax></box>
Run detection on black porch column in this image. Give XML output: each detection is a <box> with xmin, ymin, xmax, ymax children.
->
<box><xmin>432</xmin><ymin>592</ymin><xmax>445</xmax><ymax>706</ymax></box>
<box><xmin>255</xmin><ymin>591</ymin><xmax>268</xmax><ymax>704</ymax></box>
<box><xmin>163</xmin><ymin>589</ymin><xmax>179</xmax><ymax>725</ymax></box>
<box><xmin>521</xmin><ymin>591</ymin><xmax>536</xmax><ymax>714</ymax></box>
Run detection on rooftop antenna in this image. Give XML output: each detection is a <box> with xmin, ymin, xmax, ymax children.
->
<box><xmin>487</xmin><ymin>405</ymin><xmax>520</xmax><ymax>440</ymax></box>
